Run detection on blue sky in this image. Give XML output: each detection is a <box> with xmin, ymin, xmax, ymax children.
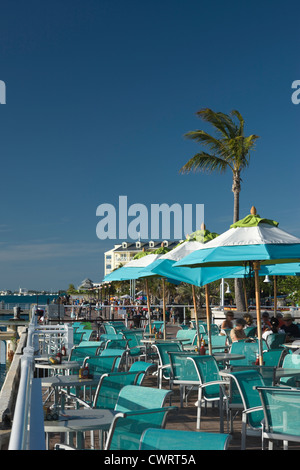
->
<box><xmin>0</xmin><ymin>0</ymin><xmax>299</xmax><ymax>291</ymax></box>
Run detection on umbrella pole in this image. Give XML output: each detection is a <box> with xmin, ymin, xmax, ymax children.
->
<box><xmin>145</xmin><ymin>278</ymin><xmax>152</xmax><ymax>335</ymax></box>
<box><xmin>253</xmin><ymin>261</ymin><xmax>263</xmax><ymax>366</ymax></box>
<box><xmin>273</xmin><ymin>275</ymin><xmax>277</xmax><ymax>316</ymax></box>
<box><xmin>162</xmin><ymin>278</ymin><xmax>166</xmax><ymax>340</ymax></box>
<box><xmin>192</xmin><ymin>285</ymin><xmax>200</xmax><ymax>351</ymax></box>
<box><xmin>205</xmin><ymin>284</ymin><xmax>212</xmax><ymax>355</ymax></box>
<box><xmin>243</xmin><ymin>278</ymin><xmax>249</xmax><ymax>313</ymax></box>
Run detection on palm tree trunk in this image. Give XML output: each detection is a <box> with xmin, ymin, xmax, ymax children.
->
<box><xmin>232</xmin><ymin>171</ymin><xmax>241</xmax><ymax>224</ymax></box>
<box><xmin>232</xmin><ymin>171</ymin><xmax>246</xmax><ymax>312</ymax></box>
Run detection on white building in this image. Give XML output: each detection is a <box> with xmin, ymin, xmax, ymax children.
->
<box><xmin>104</xmin><ymin>240</ymin><xmax>180</xmax><ymax>276</ymax></box>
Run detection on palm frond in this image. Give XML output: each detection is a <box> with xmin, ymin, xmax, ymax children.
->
<box><xmin>196</xmin><ymin>108</ymin><xmax>238</xmax><ymax>140</ymax></box>
<box><xmin>184</xmin><ymin>130</ymin><xmax>227</xmax><ymax>155</ymax></box>
<box><xmin>179</xmin><ymin>152</ymin><xmax>231</xmax><ymax>174</ymax></box>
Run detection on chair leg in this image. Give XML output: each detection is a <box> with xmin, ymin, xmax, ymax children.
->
<box><xmin>196</xmin><ymin>387</ymin><xmax>203</xmax><ymax>430</ymax></box>
<box><xmin>241</xmin><ymin>413</ymin><xmax>247</xmax><ymax>450</ymax></box>
<box><xmin>179</xmin><ymin>385</ymin><xmax>184</xmax><ymax>408</ymax></box>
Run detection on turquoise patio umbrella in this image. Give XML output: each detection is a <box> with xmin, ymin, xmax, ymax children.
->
<box><xmin>174</xmin><ymin>207</ymin><xmax>300</xmax><ymax>365</ymax></box>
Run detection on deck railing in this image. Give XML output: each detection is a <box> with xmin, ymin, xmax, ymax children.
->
<box><xmin>8</xmin><ymin>309</ymin><xmax>73</xmax><ymax>450</ymax></box>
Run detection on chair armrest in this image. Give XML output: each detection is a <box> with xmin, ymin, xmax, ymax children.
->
<box><xmin>115</xmin><ymin>406</ymin><xmax>177</xmax><ymax>418</ymax></box>
<box><xmin>242</xmin><ymin>405</ymin><xmax>263</xmax><ymax>415</ymax></box>
<box><xmin>159</xmin><ymin>364</ymin><xmax>171</xmax><ymax>370</ymax></box>
<box><xmin>200</xmin><ymin>379</ymin><xmax>230</xmax><ymax>389</ymax></box>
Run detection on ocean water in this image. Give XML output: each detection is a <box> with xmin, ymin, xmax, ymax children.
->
<box><xmin>0</xmin><ymin>294</ymin><xmax>59</xmax><ymax>308</ymax></box>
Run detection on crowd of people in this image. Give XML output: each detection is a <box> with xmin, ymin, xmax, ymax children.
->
<box><xmin>220</xmin><ymin>309</ymin><xmax>300</xmax><ymax>343</ymax></box>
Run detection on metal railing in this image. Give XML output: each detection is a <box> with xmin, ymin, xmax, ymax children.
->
<box><xmin>8</xmin><ymin>308</ymin><xmax>73</xmax><ymax>450</ymax></box>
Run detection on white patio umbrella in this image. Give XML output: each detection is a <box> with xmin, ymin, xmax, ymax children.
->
<box><xmin>138</xmin><ymin>226</ymin><xmax>240</xmax><ymax>352</ymax></box>
<box><xmin>174</xmin><ymin>207</ymin><xmax>300</xmax><ymax>365</ymax></box>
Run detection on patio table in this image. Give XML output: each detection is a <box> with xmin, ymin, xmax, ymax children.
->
<box><xmin>35</xmin><ymin>360</ymin><xmax>81</xmax><ymax>377</ymax></box>
<box><xmin>213</xmin><ymin>353</ymin><xmax>246</xmax><ymax>368</ymax></box>
<box><xmin>44</xmin><ymin>408</ymin><xmax>117</xmax><ymax>449</ymax></box>
<box><xmin>274</xmin><ymin>368</ymin><xmax>300</xmax><ymax>386</ymax></box>
<box><xmin>41</xmin><ymin>374</ymin><xmax>100</xmax><ymax>410</ymax></box>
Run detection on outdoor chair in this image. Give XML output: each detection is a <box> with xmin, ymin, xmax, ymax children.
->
<box><xmin>99</xmin><ymin>333</ymin><xmax>123</xmax><ymax>343</ymax></box>
<box><xmin>189</xmin><ymin>320</ymin><xmax>206</xmax><ymax>329</ymax></box>
<box><xmin>62</xmin><ymin>355</ymin><xmax>121</xmax><ymax>407</ymax></box>
<box><xmin>68</xmin><ymin>344</ymin><xmax>101</xmax><ymax>362</ymax></box>
<box><xmin>226</xmin><ymin>365</ymin><xmax>275</xmax><ymax>432</ymax></box>
<box><xmin>279</xmin><ymin>353</ymin><xmax>300</xmax><ymax>387</ymax></box>
<box><xmin>83</xmin><ymin>354</ymin><xmax>122</xmax><ymax>376</ymax></box>
<box><xmin>179</xmin><ymin>323</ymin><xmax>189</xmax><ymax>330</ymax></box>
<box><xmin>102</xmin><ymin>324</ymin><xmax>119</xmax><ymax>335</ymax></box>
<box><xmin>73</xmin><ymin>322</ymin><xmax>92</xmax><ymax>332</ymax></box>
<box><xmin>229</xmin><ymin>339</ymin><xmax>268</xmax><ymax>367</ymax></box>
<box><xmin>265</xmin><ymin>333</ymin><xmax>286</xmax><ymax>350</ymax></box>
<box><xmin>244</xmin><ymin>326</ymin><xmax>257</xmax><ymax>338</ymax></box>
<box><xmin>73</xmin><ymin>323</ymin><xmax>93</xmax><ymax>345</ymax></box>
<box><xmin>121</xmin><ymin>331</ymin><xmax>147</xmax><ymax>363</ymax></box>
<box><xmin>92</xmin><ymin>371</ymin><xmax>145</xmax><ymax>409</ymax></box>
<box><xmin>263</xmin><ymin>349</ymin><xmax>285</xmax><ymax>367</ymax></box>
<box><xmin>105</xmin><ymin>321</ymin><xmax>127</xmax><ymax>330</ymax></box>
<box><xmin>104</xmin><ymin>385</ymin><xmax>176</xmax><ymax>450</ymax></box>
<box><xmin>128</xmin><ymin>361</ymin><xmax>157</xmax><ymax>385</ymax></box>
<box><xmin>80</xmin><ymin>329</ymin><xmax>97</xmax><ymax>342</ymax></box>
<box><xmin>99</xmin><ymin>348</ymin><xmax>127</xmax><ymax>371</ymax></box>
<box><xmin>198</xmin><ymin>323</ymin><xmax>220</xmax><ymax>336</ymax></box>
<box><xmin>74</xmin><ymin>331</ymin><xmax>84</xmax><ymax>345</ymax></box>
<box><xmin>152</xmin><ymin>342</ymin><xmax>183</xmax><ymax>389</ymax></box>
<box><xmin>104</xmin><ymin>338</ymin><xmax>129</xmax><ymax>350</ymax></box>
<box><xmin>256</xmin><ymin>386</ymin><xmax>300</xmax><ymax>450</ymax></box>
<box><xmin>193</xmin><ymin>334</ymin><xmax>228</xmax><ymax>355</ymax></box>
<box><xmin>175</xmin><ymin>329</ymin><xmax>197</xmax><ymax>346</ymax></box>
<box><xmin>139</xmin><ymin>428</ymin><xmax>231</xmax><ymax>450</ymax></box>
<box><xmin>168</xmin><ymin>352</ymin><xmax>200</xmax><ymax>407</ymax></box>
<box><xmin>187</xmin><ymin>355</ymin><xmax>228</xmax><ymax>431</ymax></box>
<box><xmin>223</xmin><ymin>369</ymin><xmax>265</xmax><ymax>449</ymax></box>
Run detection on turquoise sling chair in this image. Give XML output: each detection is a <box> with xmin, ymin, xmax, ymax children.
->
<box><xmin>187</xmin><ymin>355</ymin><xmax>228</xmax><ymax>431</ymax></box>
<box><xmin>104</xmin><ymin>385</ymin><xmax>176</xmax><ymax>450</ymax></box>
<box><xmin>256</xmin><ymin>386</ymin><xmax>300</xmax><ymax>450</ymax></box>
<box><xmin>139</xmin><ymin>428</ymin><xmax>231</xmax><ymax>450</ymax></box>
<box><xmin>152</xmin><ymin>342</ymin><xmax>183</xmax><ymax>389</ymax></box>
<box><xmin>223</xmin><ymin>369</ymin><xmax>266</xmax><ymax>449</ymax></box>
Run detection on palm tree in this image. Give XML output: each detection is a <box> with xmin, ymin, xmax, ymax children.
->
<box><xmin>180</xmin><ymin>108</ymin><xmax>259</xmax><ymax>310</ymax></box>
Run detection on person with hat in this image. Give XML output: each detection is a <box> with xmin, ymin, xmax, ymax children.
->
<box><xmin>262</xmin><ymin>316</ymin><xmax>284</xmax><ymax>341</ymax></box>
<box><xmin>281</xmin><ymin>312</ymin><xmax>300</xmax><ymax>339</ymax></box>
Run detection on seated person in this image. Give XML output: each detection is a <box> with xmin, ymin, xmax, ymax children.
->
<box><xmin>281</xmin><ymin>312</ymin><xmax>300</xmax><ymax>340</ymax></box>
<box><xmin>262</xmin><ymin>316</ymin><xmax>284</xmax><ymax>341</ymax></box>
<box><xmin>261</xmin><ymin>311</ymin><xmax>271</xmax><ymax>331</ymax></box>
<box><xmin>275</xmin><ymin>312</ymin><xmax>285</xmax><ymax>328</ymax></box>
<box><xmin>230</xmin><ymin>318</ymin><xmax>247</xmax><ymax>342</ymax></box>
<box><xmin>220</xmin><ymin>311</ymin><xmax>234</xmax><ymax>335</ymax></box>
<box><xmin>243</xmin><ymin>313</ymin><xmax>255</xmax><ymax>327</ymax></box>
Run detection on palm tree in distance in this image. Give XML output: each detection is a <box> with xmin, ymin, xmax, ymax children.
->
<box><xmin>180</xmin><ymin>108</ymin><xmax>259</xmax><ymax>311</ymax></box>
